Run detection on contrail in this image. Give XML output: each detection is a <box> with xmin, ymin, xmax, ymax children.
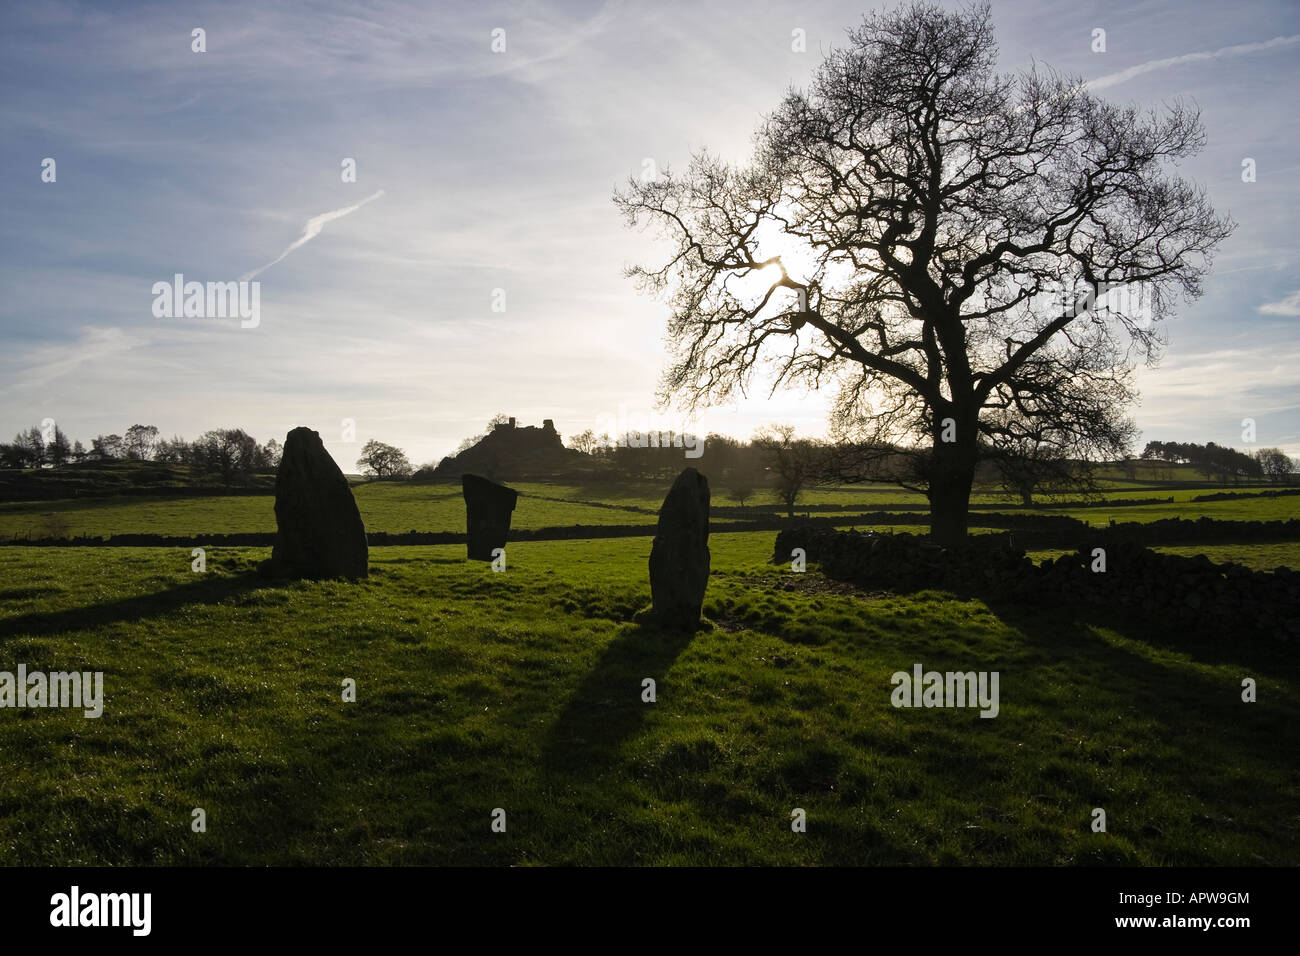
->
<box><xmin>241</xmin><ymin>189</ymin><xmax>385</xmax><ymax>280</ymax></box>
<box><xmin>1087</xmin><ymin>34</ymin><xmax>1300</xmax><ymax>91</ymax></box>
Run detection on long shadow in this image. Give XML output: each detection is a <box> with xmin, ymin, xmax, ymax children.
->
<box><xmin>979</xmin><ymin>590</ymin><xmax>1292</xmax><ymax>677</ymax></box>
<box><xmin>541</xmin><ymin>620</ymin><xmax>698</xmax><ymax>776</ymax></box>
<box><xmin>0</xmin><ymin>571</ymin><xmax>264</xmax><ymax>639</ymax></box>
<box><xmin>979</xmin><ymin>596</ymin><xmax>1299</xmax><ymax>764</ymax></box>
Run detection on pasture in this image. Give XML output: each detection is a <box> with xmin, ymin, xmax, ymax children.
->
<box><xmin>0</xmin><ymin>528</ymin><xmax>1294</xmax><ymax>865</ymax></box>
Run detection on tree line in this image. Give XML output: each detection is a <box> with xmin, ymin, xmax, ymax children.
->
<box><xmin>1140</xmin><ymin>440</ymin><xmax>1294</xmax><ymax>484</ymax></box>
<box><xmin>1</xmin><ymin>422</ymin><xmax>419</xmax><ymax>485</ymax></box>
<box><xmin>0</xmin><ymin>422</ymin><xmax>282</xmax><ymax>486</ymax></box>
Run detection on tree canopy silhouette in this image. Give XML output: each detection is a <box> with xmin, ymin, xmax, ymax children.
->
<box><xmin>615</xmin><ymin>1</ymin><xmax>1233</xmax><ymax>543</ymax></box>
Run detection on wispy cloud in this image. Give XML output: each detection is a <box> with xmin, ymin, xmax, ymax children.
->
<box><xmin>1259</xmin><ymin>290</ymin><xmax>1300</xmax><ymax>316</ymax></box>
<box><xmin>1087</xmin><ymin>34</ymin><xmax>1300</xmax><ymax>91</ymax></box>
<box><xmin>241</xmin><ymin>190</ymin><xmax>386</xmax><ymax>281</ymax></box>
<box><xmin>0</xmin><ymin>327</ymin><xmax>149</xmax><ymax>396</ymax></box>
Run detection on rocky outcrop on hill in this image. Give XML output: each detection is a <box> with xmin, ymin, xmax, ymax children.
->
<box><xmin>434</xmin><ymin>418</ymin><xmax>583</xmax><ymax>481</ymax></box>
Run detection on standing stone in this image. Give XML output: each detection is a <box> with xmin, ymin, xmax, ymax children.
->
<box><xmin>649</xmin><ymin>467</ymin><xmax>710</xmax><ymax>631</ymax></box>
<box><xmin>462</xmin><ymin>473</ymin><xmax>518</xmax><ymax>561</ymax></box>
<box><xmin>269</xmin><ymin>426</ymin><xmax>368</xmax><ymax>579</ymax></box>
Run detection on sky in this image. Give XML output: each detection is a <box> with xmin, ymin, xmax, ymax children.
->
<box><xmin>1</xmin><ymin>0</ymin><xmax>1297</xmax><ymax>470</ymax></box>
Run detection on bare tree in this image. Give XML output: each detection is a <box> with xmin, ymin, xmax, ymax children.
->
<box><xmin>192</xmin><ymin>429</ymin><xmax>259</xmax><ymax>486</ymax></box>
<box><xmin>615</xmin><ymin>1</ymin><xmax>1232</xmax><ymax>544</ymax></box>
<box><xmin>753</xmin><ymin>425</ymin><xmax>822</xmax><ymax>517</ymax></box>
<box><xmin>569</xmin><ymin>429</ymin><xmax>597</xmax><ymax>454</ymax></box>
<box><xmin>1255</xmin><ymin>447</ymin><xmax>1296</xmax><ymax>485</ymax></box>
<box><xmin>46</xmin><ymin>425</ymin><xmax>72</xmax><ymax>467</ymax></box>
<box><xmin>124</xmin><ymin>424</ymin><xmax>160</xmax><ymax>460</ymax></box>
<box><xmin>90</xmin><ymin>434</ymin><xmax>124</xmax><ymax>460</ymax></box>
<box><xmin>986</xmin><ymin>402</ymin><xmax>1135</xmax><ymax>505</ymax></box>
<box><xmin>729</xmin><ymin>480</ymin><xmax>756</xmax><ymax>509</ymax></box>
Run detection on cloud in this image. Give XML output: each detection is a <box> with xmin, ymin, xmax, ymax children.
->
<box><xmin>1087</xmin><ymin>34</ymin><xmax>1300</xmax><ymax>91</ymax></box>
<box><xmin>1259</xmin><ymin>290</ymin><xmax>1300</xmax><ymax>316</ymax></box>
<box><xmin>241</xmin><ymin>190</ymin><xmax>386</xmax><ymax>280</ymax></box>
<box><xmin>0</xmin><ymin>327</ymin><xmax>149</xmax><ymax>396</ymax></box>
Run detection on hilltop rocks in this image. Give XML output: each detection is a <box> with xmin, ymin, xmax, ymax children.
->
<box><xmin>435</xmin><ymin>417</ymin><xmax>583</xmax><ymax>481</ymax></box>
<box><xmin>648</xmin><ymin>467</ymin><xmax>711</xmax><ymax>631</ymax></box>
<box><xmin>269</xmin><ymin>426</ymin><xmax>368</xmax><ymax>580</ymax></box>
<box><xmin>462</xmin><ymin>474</ymin><xmax>518</xmax><ymax>561</ymax></box>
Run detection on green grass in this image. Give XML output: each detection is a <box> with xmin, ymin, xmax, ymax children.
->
<box><xmin>0</xmin><ymin>535</ymin><xmax>1293</xmax><ymax>865</ymax></box>
<box><xmin>0</xmin><ymin>483</ymin><xmax>665</xmax><ymax>539</ymax></box>
<box><xmin>2</xmin><ymin>474</ymin><xmax>1295</xmax><ymax>541</ymax></box>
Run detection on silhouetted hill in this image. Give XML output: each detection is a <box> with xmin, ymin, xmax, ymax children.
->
<box><xmin>431</xmin><ymin>417</ymin><xmax>584</xmax><ymax>481</ymax></box>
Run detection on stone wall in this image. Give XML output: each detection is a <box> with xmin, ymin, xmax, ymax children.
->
<box><xmin>774</xmin><ymin>528</ymin><xmax>1298</xmax><ymax>641</ymax></box>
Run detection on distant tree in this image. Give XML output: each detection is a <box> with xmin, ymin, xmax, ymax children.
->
<box><xmin>70</xmin><ymin>440</ymin><xmax>86</xmax><ymax>463</ymax></box>
<box><xmin>42</xmin><ymin>511</ymin><xmax>71</xmax><ymax>539</ymax></box>
<box><xmin>260</xmin><ymin>438</ymin><xmax>283</xmax><ymax>470</ymax></box>
<box><xmin>986</xmin><ymin>406</ymin><xmax>1133</xmax><ymax>505</ymax></box>
<box><xmin>1141</xmin><ymin>439</ymin><xmax>1260</xmax><ymax>482</ymax></box>
<box><xmin>729</xmin><ymin>481</ymin><xmax>756</xmax><ymax>509</ymax></box>
<box><xmin>0</xmin><ymin>441</ymin><xmax>26</xmax><ymax>469</ymax></box>
<box><xmin>448</xmin><ymin>414</ymin><xmax>512</xmax><ymax>459</ymax></box>
<box><xmin>453</xmin><ymin>434</ymin><xmax>481</xmax><ymax>455</ymax></box>
<box><xmin>191</xmin><ymin>429</ymin><xmax>259</xmax><ymax>486</ymax></box>
<box><xmin>569</xmin><ymin>429</ymin><xmax>597</xmax><ymax>455</ymax></box>
<box><xmin>357</xmin><ymin>439</ymin><xmax>413</xmax><ymax>478</ymax></box>
<box><xmin>989</xmin><ymin>437</ymin><xmax>1075</xmax><ymax>506</ymax></box>
<box><xmin>123</xmin><ymin>424</ymin><xmax>160</xmax><ymax>460</ymax></box>
<box><xmin>753</xmin><ymin>425</ymin><xmax>823</xmax><ymax>518</ymax></box>
<box><xmin>1199</xmin><ymin>442</ymin><xmax>1261</xmax><ymax>483</ymax></box>
<box><xmin>90</xmin><ymin>434</ymin><xmax>124</xmax><ymax>460</ymax></box>
<box><xmin>2</xmin><ymin>427</ymin><xmax>43</xmax><ymax>467</ymax></box>
<box><xmin>1255</xmin><ymin>447</ymin><xmax>1296</xmax><ymax>484</ymax></box>
<box><xmin>46</xmin><ymin>425</ymin><xmax>72</xmax><ymax>467</ymax></box>
<box><xmin>153</xmin><ymin>436</ymin><xmax>189</xmax><ymax>464</ymax></box>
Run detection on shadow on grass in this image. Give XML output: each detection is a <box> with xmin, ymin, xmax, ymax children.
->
<box><xmin>981</xmin><ymin>591</ymin><xmax>1291</xmax><ymax>676</ymax></box>
<box><xmin>541</xmin><ymin>619</ymin><xmax>698</xmax><ymax>776</ymax></box>
<box><xmin>980</xmin><ymin>596</ymin><xmax>1298</xmax><ymax>781</ymax></box>
<box><xmin>0</xmin><ymin>571</ymin><xmax>265</xmax><ymax>639</ymax></box>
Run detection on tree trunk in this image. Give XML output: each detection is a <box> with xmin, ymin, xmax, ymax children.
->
<box><xmin>928</xmin><ymin>441</ymin><xmax>977</xmax><ymax>547</ymax></box>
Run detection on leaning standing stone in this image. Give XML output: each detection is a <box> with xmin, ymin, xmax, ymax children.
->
<box><xmin>269</xmin><ymin>426</ymin><xmax>369</xmax><ymax>579</ymax></box>
<box><xmin>462</xmin><ymin>473</ymin><xmax>519</xmax><ymax>561</ymax></box>
<box><xmin>649</xmin><ymin>467</ymin><xmax>711</xmax><ymax>631</ymax></box>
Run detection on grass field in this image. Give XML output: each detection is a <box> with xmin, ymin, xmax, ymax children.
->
<box><xmin>0</xmin><ymin>534</ymin><xmax>1294</xmax><ymax>865</ymax></box>
<box><xmin>0</xmin><ymin>482</ymin><xmax>663</xmax><ymax>539</ymax></box>
<box><xmin>0</xmin><ymin>475</ymin><xmax>1295</xmax><ymax>540</ymax></box>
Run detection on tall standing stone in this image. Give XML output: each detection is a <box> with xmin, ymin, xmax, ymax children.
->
<box><xmin>269</xmin><ymin>426</ymin><xmax>368</xmax><ymax>579</ymax></box>
<box><xmin>648</xmin><ymin>467</ymin><xmax>711</xmax><ymax>631</ymax></box>
<box><xmin>462</xmin><ymin>473</ymin><xmax>518</xmax><ymax>561</ymax></box>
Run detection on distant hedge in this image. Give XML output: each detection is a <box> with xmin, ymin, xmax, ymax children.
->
<box><xmin>1191</xmin><ymin>488</ymin><xmax>1300</xmax><ymax>503</ymax></box>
